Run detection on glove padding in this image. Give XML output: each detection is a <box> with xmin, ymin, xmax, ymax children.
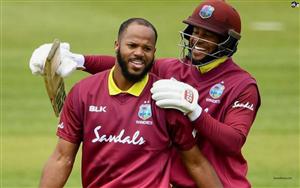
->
<box><xmin>29</xmin><ymin>42</ymin><xmax>84</xmax><ymax>77</ymax></box>
<box><xmin>151</xmin><ymin>78</ymin><xmax>202</xmax><ymax>121</ymax></box>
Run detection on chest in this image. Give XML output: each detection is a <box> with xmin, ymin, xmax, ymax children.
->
<box><xmin>82</xmin><ymin>92</ymin><xmax>170</xmax><ymax>149</ymax></box>
<box><xmin>179</xmin><ymin>73</ymin><xmax>244</xmax><ymax>120</ymax></box>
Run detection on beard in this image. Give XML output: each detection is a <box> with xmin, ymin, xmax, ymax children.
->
<box><xmin>116</xmin><ymin>48</ymin><xmax>154</xmax><ymax>82</ymax></box>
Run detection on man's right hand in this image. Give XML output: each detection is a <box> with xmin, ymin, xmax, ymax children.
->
<box><xmin>29</xmin><ymin>42</ymin><xmax>85</xmax><ymax>77</ymax></box>
<box><xmin>151</xmin><ymin>78</ymin><xmax>203</xmax><ymax>121</ymax></box>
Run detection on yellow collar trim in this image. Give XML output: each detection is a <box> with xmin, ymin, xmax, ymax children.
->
<box><xmin>108</xmin><ymin>66</ymin><xmax>149</xmax><ymax>97</ymax></box>
<box><xmin>197</xmin><ymin>56</ymin><xmax>228</xmax><ymax>73</ymax></box>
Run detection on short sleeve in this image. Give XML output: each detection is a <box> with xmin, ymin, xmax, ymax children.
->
<box><xmin>224</xmin><ymin>84</ymin><xmax>260</xmax><ymax>137</ymax></box>
<box><xmin>56</xmin><ymin>84</ymin><xmax>83</xmax><ymax>144</ymax></box>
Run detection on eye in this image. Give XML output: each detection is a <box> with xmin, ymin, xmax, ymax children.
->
<box><xmin>143</xmin><ymin>46</ymin><xmax>153</xmax><ymax>52</ymax></box>
<box><xmin>192</xmin><ymin>30</ymin><xmax>199</xmax><ymax>36</ymax></box>
<box><xmin>127</xmin><ymin>43</ymin><xmax>137</xmax><ymax>49</ymax></box>
<box><xmin>204</xmin><ymin>32</ymin><xmax>214</xmax><ymax>37</ymax></box>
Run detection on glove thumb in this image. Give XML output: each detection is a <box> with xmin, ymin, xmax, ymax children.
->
<box><xmin>29</xmin><ymin>45</ymin><xmax>52</xmax><ymax>75</ymax></box>
<box><xmin>60</xmin><ymin>42</ymin><xmax>70</xmax><ymax>51</ymax></box>
<box><xmin>29</xmin><ymin>58</ymin><xmax>44</xmax><ymax>75</ymax></box>
<box><xmin>56</xmin><ymin>57</ymin><xmax>77</xmax><ymax>77</ymax></box>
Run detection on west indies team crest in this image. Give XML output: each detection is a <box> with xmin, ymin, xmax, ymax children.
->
<box><xmin>209</xmin><ymin>81</ymin><xmax>225</xmax><ymax>99</ymax></box>
<box><xmin>138</xmin><ymin>103</ymin><xmax>152</xmax><ymax>121</ymax></box>
<box><xmin>199</xmin><ymin>5</ymin><xmax>215</xmax><ymax>19</ymax></box>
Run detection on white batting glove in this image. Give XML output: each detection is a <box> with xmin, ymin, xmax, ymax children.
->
<box><xmin>151</xmin><ymin>78</ymin><xmax>202</xmax><ymax>121</ymax></box>
<box><xmin>29</xmin><ymin>43</ymin><xmax>53</xmax><ymax>75</ymax></box>
<box><xmin>29</xmin><ymin>42</ymin><xmax>85</xmax><ymax>77</ymax></box>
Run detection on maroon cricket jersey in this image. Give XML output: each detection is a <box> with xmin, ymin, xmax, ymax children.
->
<box><xmin>84</xmin><ymin>56</ymin><xmax>261</xmax><ymax>188</ymax></box>
<box><xmin>57</xmin><ymin>70</ymin><xmax>196</xmax><ymax>188</ymax></box>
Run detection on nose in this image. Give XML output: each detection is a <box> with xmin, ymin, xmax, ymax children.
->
<box><xmin>133</xmin><ymin>47</ymin><xmax>144</xmax><ymax>57</ymax></box>
<box><xmin>191</xmin><ymin>36</ymin><xmax>203</xmax><ymax>47</ymax></box>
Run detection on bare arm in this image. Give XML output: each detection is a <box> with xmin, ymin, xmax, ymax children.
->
<box><xmin>39</xmin><ymin>138</ymin><xmax>80</xmax><ymax>188</ymax></box>
<box><xmin>180</xmin><ymin>145</ymin><xmax>222</xmax><ymax>188</ymax></box>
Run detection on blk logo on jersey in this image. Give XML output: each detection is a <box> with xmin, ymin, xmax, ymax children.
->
<box><xmin>89</xmin><ymin>105</ymin><xmax>107</xmax><ymax>113</ymax></box>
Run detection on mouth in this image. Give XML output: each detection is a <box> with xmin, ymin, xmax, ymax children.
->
<box><xmin>129</xmin><ymin>59</ymin><xmax>145</xmax><ymax>70</ymax></box>
<box><xmin>194</xmin><ymin>46</ymin><xmax>206</xmax><ymax>51</ymax></box>
<box><xmin>191</xmin><ymin>46</ymin><xmax>207</xmax><ymax>57</ymax></box>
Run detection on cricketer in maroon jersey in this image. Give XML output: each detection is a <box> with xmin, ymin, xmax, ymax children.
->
<box><xmin>62</xmin><ymin>1</ymin><xmax>261</xmax><ymax>187</ymax></box>
<box><xmin>39</xmin><ymin>18</ymin><xmax>221</xmax><ymax>188</ymax></box>
<box><xmin>57</xmin><ymin>69</ymin><xmax>197</xmax><ymax>188</ymax></box>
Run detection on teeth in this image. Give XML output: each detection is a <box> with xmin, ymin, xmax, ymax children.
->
<box><xmin>132</xmin><ymin>60</ymin><xmax>143</xmax><ymax>64</ymax></box>
<box><xmin>194</xmin><ymin>46</ymin><xmax>205</xmax><ymax>51</ymax></box>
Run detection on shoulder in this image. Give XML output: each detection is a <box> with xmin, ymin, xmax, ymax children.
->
<box><xmin>226</xmin><ymin>58</ymin><xmax>258</xmax><ymax>85</ymax></box>
<box><xmin>224</xmin><ymin>59</ymin><xmax>261</xmax><ymax>104</ymax></box>
<box><xmin>153</xmin><ymin>58</ymin><xmax>183</xmax><ymax>69</ymax></box>
<box><xmin>71</xmin><ymin>70</ymin><xmax>109</xmax><ymax>96</ymax></box>
<box><xmin>156</xmin><ymin>58</ymin><xmax>180</xmax><ymax>63</ymax></box>
<box><xmin>77</xmin><ymin>70</ymin><xmax>109</xmax><ymax>86</ymax></box>
<box><xmin>155</xmin><ymin>58</ymin><xmax>189</xmax><ymax>67</ymax></box>
<box><xmin>152</xmin><ymin>58</ymin><xmax>191</xmax><ymax>78</ymax></box>
<box><xmin>148</xmin><ymin>72</ymin><xmax>160</xmax><ymax>82</ymax></box>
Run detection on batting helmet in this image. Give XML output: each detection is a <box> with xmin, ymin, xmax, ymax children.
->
<box><xmin>179</xmin><ymin>0</ymin><xmax>242</xmax><ymax>65</ymax></box>
<box><xmin>183</xmin><ymin>0</ymin><xmax>241</xmax><ymax>38</ymax></box>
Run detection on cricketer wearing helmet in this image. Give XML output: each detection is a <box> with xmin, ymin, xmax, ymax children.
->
<box><xmin>30</xmin><ymin>1</ymin><xmax>261</xmax><ymax>187</ymax></box>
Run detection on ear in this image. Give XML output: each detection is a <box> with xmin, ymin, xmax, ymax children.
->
<box><xmin>114</xmin><ymin>40</ymin><xmax>119</xmax><ymax>52</ymax></box>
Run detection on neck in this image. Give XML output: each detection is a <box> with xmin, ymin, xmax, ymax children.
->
<box><xmin>113</xmin><ymin>65</ymin><xmax>135</xmax><ymax>91</ymax></box>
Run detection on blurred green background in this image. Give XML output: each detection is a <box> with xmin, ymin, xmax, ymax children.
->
<box><xmin>1</xmin><ymin>0</ymin><xmax>299</xmax><ymax>187</ymax></box>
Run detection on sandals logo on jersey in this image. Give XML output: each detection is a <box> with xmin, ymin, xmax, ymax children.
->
<box><xmin>199</xmin><ymin>5</ymin><xmax>215</xmax><ymax>19</ymax></box>
<box><xmin>232</xmin><ymin>101</ymin><xmax>254</xmax><ymax>111</ymax></box>
<box><xmin>206</xmin><ymin>81</ymin><xmax>225</xmax><ymax>104</ymax></box>
<box><xmin>136</xmin><ymin>101</ymin><xmax>153</xmax><ymax>125</ymax></box>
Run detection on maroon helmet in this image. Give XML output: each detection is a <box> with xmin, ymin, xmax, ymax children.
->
<box><xmin>179</xmin><ymin>0</ymin><xmax>242</xmax><ymax>65</ymax></box>
<box><xmin>183</xmin><ymin>0</ymin><xmax>241</xmax><ymax>37</ymax></box>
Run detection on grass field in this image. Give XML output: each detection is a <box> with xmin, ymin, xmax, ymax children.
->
<box><xmin>1</xmin><ymin>0</ymin><xmax>299</xmax><ymax>187</ymax></box>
